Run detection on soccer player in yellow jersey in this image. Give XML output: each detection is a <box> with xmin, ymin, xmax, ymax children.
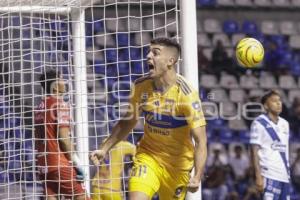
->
<box><xmin>90</xmin><ymin>37</ymin><xmax>207</xmax><ymax>200</ymax></box>
<box><xmin>91</xmin><ymin>140</ymin><xmax>136</xmax><ymax>200</ymax></box>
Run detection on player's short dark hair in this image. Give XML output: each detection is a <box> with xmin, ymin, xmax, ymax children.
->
<box><xmin>40</xmin><ymin>69</ymin><xmax>60</xmax><ymax>94</ymax></box>
<box><xmin>261</xmin><ymin>90</ymin><xmax>280</xmax><ymax>105</ymax></box>
<box><xmin>150</xmin><ymin>37</ymin><xmax>181</xmax><ymax>55</ymax></box>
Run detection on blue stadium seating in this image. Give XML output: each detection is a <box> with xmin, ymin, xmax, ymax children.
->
<box><xmin>94</xmin><ymin>60</ymin><xmax>105</xmax><ymax>74</ymax></box>
<box><xmin>238</xmin><ymin>130</ymin><xmax>250</xmax><ymax>143</ymax></box>
<box><xmin>242</xmin><ymin>20</ymin><xmax>259</xmax><ymax>35</ymax></box>
<box><xmin>117</xmin><ymin>33</ymin><xmax>130</xmax><ymax>47</ymax></box>
<box><xmin>223</xmin><ymin>20</ymin><xmax>239</xmax><ymax>35</ymax></box>
<box><xmin>119</xmin><ymin>48</ymin><xmax>130</xmax><ymax>61</ymax></box>
<box><xmin>94</xmin><ymin>20</ymin><xmax>105</xmax><ymax>33</ymax></box>
<box><xmin>197</xmin><ymin>0</ymin><xmax>217</xmax><ymax>6</ymax></box>
<box><xmin>118</xmin><ymin>63</ymin><xmax>130</xmax><ymax>75</ymax></box>
<box><xmin>131</xmin><ymin>61</ymin><xmax>144</xmax><ymax>74</ymax></box>
<box><xmin>219</xmin><ymin>128</ymin><xmax>235</xmax><ymax>144</ymax></box>
<box><xmin>105</xmin><ymin>49</ymin><xmax>118</xmax><ymax>63</ymax></box>
<box><xmin>130</xmin><ymin>47</ymin><xmax>142</xmax><ymax>60</ymax></box>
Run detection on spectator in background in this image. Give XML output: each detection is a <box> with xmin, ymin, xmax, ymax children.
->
<box><xmin>289</xmin><ymin>97</ymin><xmax>300</xmax><ymax>138</ymax></box>
<box><xmin>211</xmin><ymin>40</ymin><xmax>232</xmax><ymax>76</ymax></box>
<box><xmin>229</xmin><ymin>144</ymin><xmax>250</xmax><ymax>181</ymax></box>
<box><xmin>203</xmin><ymin>144</ymin><xmax>228</xmax><ymax>200</ymax></box>
<box><xmin>198</xmin><ymin>47</ymin><xmax>210</xmax><ymax>74</ymax></box>
<box><xmin>35</xmin><ymin>70</ymin><xmax>90</xmax><ymax>200</ymax></box>
<box><xmin>291</xmin><ymin>148</ymin><xmax>300</xmax><ymax>193</ymax></box>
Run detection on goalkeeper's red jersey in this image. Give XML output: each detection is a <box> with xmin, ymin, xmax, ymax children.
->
<box><xmin>35</xmin><ymin>95</ymin><xmax>72</xmax><ymax>173</ymax></box>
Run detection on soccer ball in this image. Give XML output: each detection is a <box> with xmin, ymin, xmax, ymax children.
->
<box><xmin>236</xmin><ymin>38</ymin><xmax>264</xmax><ymax>68</ymax></box>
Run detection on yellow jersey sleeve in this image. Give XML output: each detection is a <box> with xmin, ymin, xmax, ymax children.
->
<box><xmin>181</xmin><ymin>92</ymin><xmax>206</xmax><ymax>129</ymax></box>
<box><xmin>121</xmin><ymin>141</ymin><xmax>136</xmax><ymax>155</ymax></box>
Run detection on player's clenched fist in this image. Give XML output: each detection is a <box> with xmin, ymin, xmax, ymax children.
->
<box><xmin>187</xmin><ymin>176</ymin><xmax>200</xmax><ymax>193</ymax></box>
<box><xmin>90</xmin><ymin>149</ymin><xmax>106</xmax><ymax>166</ymax></box>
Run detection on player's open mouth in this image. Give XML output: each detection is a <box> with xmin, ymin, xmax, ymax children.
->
<box><xmin>148</xmin><ymin>64</ymin><xmax>154</xmax><ymax>70</ymax></box>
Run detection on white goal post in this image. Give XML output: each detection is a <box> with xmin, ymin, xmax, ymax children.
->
<box><xmin>0</xmin><ymin>0</ymin><xmax>200</xmax><ymax>199</ymax></box>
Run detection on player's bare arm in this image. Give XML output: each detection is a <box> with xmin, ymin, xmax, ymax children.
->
<box><xmin>187</xmin><ymin>125</ymin><xmax>207</xmax><ymax>193</ymax></box>
<box><xmin>90</xmin><ymin>110</ymin><xmax>138</xmax><ymax>166</ymax></box>
<box><xmin>250</xmin><ymin>144</ymin><xmax>264</xmax><ymax>193</ymax></box>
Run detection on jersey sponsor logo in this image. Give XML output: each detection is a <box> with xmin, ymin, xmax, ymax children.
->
<box><xmin>271</xmin><ymin>141</ymin><xmax>286</xmax><ymax>152</ymax></box>
<box><xmin>141</xmin><ymin>93</ymin><xmax>148</xmax><ymax>103</ymax></box>
<box><xmin>162</xmin><ymin>99</ymin><xmax>175</xmax><ymax>114</ymax></box>
<box><xmin>192</xmin><ymin>101</ymin><xmax>201</xmax><ymax>111</ymax></box>
<box><xmin>147</xmin><ymin>124</ymin><xmax>170</xmax><ymax>136</ymax></box>
<box><xmin>173</xmin><ymin>186</ymin><xmax>184</xmax><ymax>199</ymax></box>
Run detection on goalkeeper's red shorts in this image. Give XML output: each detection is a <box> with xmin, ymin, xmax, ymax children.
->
<box><xmin>40</xmin><ymin>166</ymin><xmax>88</xmax><ymax>198</ymax></box>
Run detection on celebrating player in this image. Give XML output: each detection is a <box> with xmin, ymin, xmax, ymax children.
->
<box><xmin>250</xmin><ymin>90</ymin><xmax>290</xmax><ymax>199</ymax></box>
<box><xmin>90</xmin><ymin>37</ymin><xmax>207</xmax><ymax>200</ymax></box>
<box><xmin>91</xmin><ymin>140</ymin><xmax>136</xmax><ymax>200</ymax></box>
<box><xmin>35</xmin><ymin>70</ymin><xmax>90</xmax><ymax>200</ymax></box>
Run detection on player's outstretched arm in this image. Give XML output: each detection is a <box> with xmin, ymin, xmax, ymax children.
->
<box><xmin>187</xmin><ymin>125</ymin><xmax>207</xmax><ymax>193</ymax></box>
<box><xmin>250</xmin><ymin>144</ymin><xmax>264</xmax><ymax>193</ymax></box>
<box><xmin>90</xmin><ymin>111</ymin><xmax>138</xmax><ymax>166</ymax></box>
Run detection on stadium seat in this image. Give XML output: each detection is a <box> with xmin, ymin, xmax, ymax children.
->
<box><xmin>217</xmin><ymin>0</ymin><xmax>235</xmax><ymax>6</ymax></box>
<box><xmin>134</xmin><ymin>32</ymin><xmax>152</xmax><ymax>46</ymax></box>
<box><xmin>209</xmin><ymin>88</ymin><xmax>229</xmax><ymax>102</ymax></box>
<box><xmin>203</xmin><ymin>47</ymin><xmax>213</xmax><ymax>61</ymax></box>
<box><xmin>118</xmin><ymin>63</ymin><xmax>130</xmax><ymax>75</ymax></box>
<box><xmin>219</xmin><ymin>74</ymin><xmax>239</xmax><ymax>89</ymax></box>
<box><xmin>106</xmin><ymin>18</ymin><xmax>127</xmax><ymax>32</ymax></box>
<box><xmin>212</xmin><ymin>33</ymin><xmax>231</xmax><ymax>47</ymax></box>
<box><xmin>226</xmin><ymin>48</ymin><xmax>234</xmax><ymax>58</ymax></box>
<box><xmin>197</xmin><ymin>18</ymin><xmax>203</xmax><ymax>33</ymax></box>
<box><xmin>219</xmin><ymin>101</ymin><xmax>237</xmax><ymax>118</ymax></box>
<box><xmin>95</xmin><ymin>33</ymin><xmax>116</xmax><ymax>47</ymax></box>
<box><xmin>240</xmin><ymin>74</ymin><xmax>259</xmax><ymax>89</ymax></box>
<box><xmin>238</xmin><ymin>130</ymin><xmax>250</xmax><ymax>143</ymax></box>
<box><xmin>241</xmin><ymin>20</ymin><xmax>258</xmax><ymax>35</ymax></box>
<box><xmin>167</xmin><ymin>17</ymin><xmax>177</xmax><ymax>34</ymax></box>
<box><xmin>144</xmin><ymin>16</ymin><xmax>164</xmax><ymax>31</ymax></box>
<box><xmin>291</xmin><ymin>0</ymin><xmax>300</xmax><ymax>7</ymax></box>
<box><xmin>131</xmin><ymin>61</ymin><xmax>144</xmax><ymax>74</ymax></box>
<box><xmin>222</xmin><ymin>20</ymin><xmax>239</xmax><ymax>35</ymax></box>
<box><xmin>197</xmin><ymin>0</ymin><xmax>217</xmax><ymax>6</ymax></box>
<box><xmin>203</xmin><ymin>18</ymin><xmax>222</xmax><ymax>33</ymax></box>
<box><xmin>229</xmin><ymin>119</ymin><xmax>247</xmax><ymax>132</ymax></box>
<box><xmin>129</xmin><ymin>17</ymin><xmax>141</xmax><ymax>32</ymax></box>
<box><xmin>253</xmin><ymin>0</ymin><xmax>272</xmax><ymax>6</ymax></box>
<box><xmin>200</xmin><ymin>74</ymin><xmax>219</xmax><ymax>88</ymax></box>
<box><xmin>231</xmin><ymin>33</ymin><xmax>246</xmax><ymax>46</ymax></box>
<box><xmin>105</xmin><ymin>49</ymin><xmax>118</xmax><ymax>63</ymax></box>
<box><xmin>249</xmin><ymin>89</ymin><xmax>265</xmax><ymax>98</ymax></box>
<box><xmin>289</xmin><ymin>35</ymin><xmax>300</xmax><ymax>49</ymax></box>
<box><xmin>288</xmin><ymin>89</ymin><xmax>300</xmax><ymax>103</ymax></box>
<box><xmin>229</xmin><ymin>89</ymin><xmax>247</xmax><ymax>102</ymax></box>
<box><xmin>94</xmin><ymin>20</ymin><xmax>105</xmax><ymax>33</ymax></box>
<box><xmin>129</xmin><ymin>47</ymin><xmax>142</xmax><ymax>60</ymax></box>
<box><xmin>290</xmin><ymin>62</ymin><xmax>300</xmax><ymax>76</ymax></box>
<box><xmin>119</xmin><ymin>48</ymin><xmax>129</xmax><ymax>61</ymax></box>
<box><xmin>261</xmin><ymin>20</ymin><xmax>279</xmax><ymax>35</ymax></box>
<box><xmin>279</xmin><ymin>75</ymin><xmax>297</xmax><ymax>89</ymax></box>
<box><xmin>273</xmin><ymin>0</ymin><xmax>291</xmax><ymax>7</ymax></box>
<box><xmin>197</xmin><ymin>33</ymin><xmax>212</xmax><ymax>47</ymax></box>
<box><xmin>117</xmin><ymin>33</ymin><xmax>130</xmax><ymax>47</ymax></box>
<box><xmin>219</xmin><ymin>128</ymin><xmax>235</xmax><ymax>144</ymax></box>
<box><xmin>235</xmin><ymin>0</ymin><xmax>253</xmax><ymax>6</ymax></box>
<box><xmin>259</xmin><ymin>73</ymin><xmax>278</xmax><ymax>89</ymax></box>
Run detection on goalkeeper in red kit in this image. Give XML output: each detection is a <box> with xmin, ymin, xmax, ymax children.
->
<box><xmin>35</xmin><ymin>70</ymin><xmax>90</xmax><ymax>200</ymax></box>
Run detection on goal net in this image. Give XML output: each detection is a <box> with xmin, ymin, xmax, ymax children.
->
<box><xmin>0</xmin><ymin>0</ymin><xmax>188</xmax><ymax>199</ymax></box>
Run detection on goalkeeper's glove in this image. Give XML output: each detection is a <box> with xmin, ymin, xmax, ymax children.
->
<box><xmin>71</xmin><ymin>153</ymin><xmax>85</xmax><ymax>182</ymax></box>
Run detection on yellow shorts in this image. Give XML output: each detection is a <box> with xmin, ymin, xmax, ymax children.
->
<box><xmin>91</xmin><ymin>187</ymin><xmax>123</xmax><ymax>200</ymax></box>
<box><xmin>129</xmin><ymin>153</ymin><xmax>189</xmax><ymax>200</ymax></box>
